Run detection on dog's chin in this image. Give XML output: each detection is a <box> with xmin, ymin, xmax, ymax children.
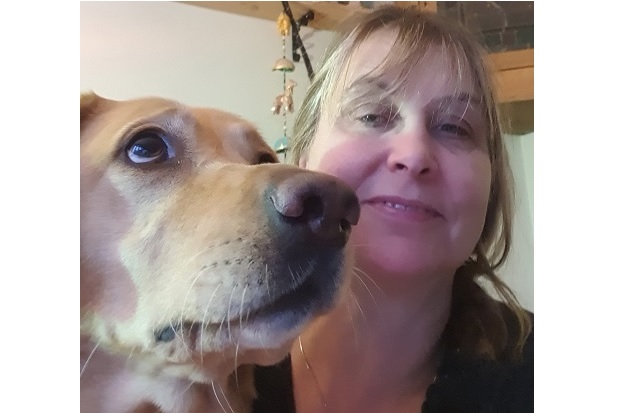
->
<box><xmin>147</xmin><ymin>268</ymin><xmax>344</xmax><ymax>368</ymax></box>
<box><xmin>218</xmin><ymin>268</ymin><xmax>341</xmax><ymax>349</ymax></box>
<box><xmin>148</xmin><ymin>248</ymin><xmax>347</xmax><ymax>356</ymax></box>
<box><xmin>233</xmin><ymin>268</ymin><xmax>339</xmax><ymax>348</ymax></box>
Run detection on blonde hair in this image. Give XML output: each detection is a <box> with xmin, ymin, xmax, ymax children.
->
<box><xmin>291</xmin><ymin>6</ymin><xmax>531</xmax><ymax>361</ymax></box>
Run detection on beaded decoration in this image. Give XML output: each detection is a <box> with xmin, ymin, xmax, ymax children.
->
<box><xmin>271</xmin><ymin>12</ymin><xmax>297</xmax><ymax>161</ymax></box>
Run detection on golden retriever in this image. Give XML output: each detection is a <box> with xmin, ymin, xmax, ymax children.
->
<box><xmin>80</xmin><ymin>92</ymin><xmax>359</xmax><ymax>413</ymax></box>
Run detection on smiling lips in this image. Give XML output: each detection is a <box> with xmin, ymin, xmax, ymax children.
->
<box><xmin>362</xmin><ymin>196</ymin><xmax>444</xmax><ymax>221</ymax></box>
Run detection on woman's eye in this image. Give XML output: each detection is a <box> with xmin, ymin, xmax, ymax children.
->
<box><xmin>359</xmin><ymin>113</ymin><xmax>387</xmax><ymax>127</ymax></box>
<box><xmin>429</xmin><ymin>115</ymin><xmax>474</xmax><ymax>140</ymax></box>
<box><xmin>126</xmin><ymin>130</ymin><xmax>175</xmax><ymax>164</ymax></box>
<box><xmin>356</xmin><ymin>109</ymin><xmax>399</xmax><ymax>130</ymax></box>
<box><xmin>438</xmin><ymin>122</ymin><xmax>470</xmax><ymax>137</ymax></box>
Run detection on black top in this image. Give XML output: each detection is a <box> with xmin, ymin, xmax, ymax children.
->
<box><xmin>252</xmin><ymin>316</ymin><xmax>533</xmax><ymax>413</ymax></box>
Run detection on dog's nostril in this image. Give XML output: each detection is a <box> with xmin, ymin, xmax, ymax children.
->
<box><xmin>154</xmin><ymin>326</ymin><xmax>176</xmax><ymax>343</ymax></box>
<box><xmin>339</xmin><ymin>219</ymin><xmax>351</xmax><ymax>233</ymax></box>
<box><xmin>302</xmin><ymin>195</ymin><xmax>324</xmax><ymax>222</ymax></box>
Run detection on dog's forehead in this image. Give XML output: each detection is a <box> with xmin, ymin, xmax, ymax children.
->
<box><xmin>108</xmin><ymin>97</ymin><xmax>188</xmax><ymax>128</ymax></box>
<box><xmin>189</xmin><ymin>107</ymin><xmax>274</xmax><ymax>162</ymax></box>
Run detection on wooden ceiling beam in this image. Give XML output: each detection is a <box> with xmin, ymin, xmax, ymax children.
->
<box><xmin>180</xmin><ymin>2</ymin><xmax>440</xmax><ymax>30</ymax></box>
<box><xmin>179</xmin><ymin>1</ymin><xmax>363</xmax><ymax>31</ymax></box>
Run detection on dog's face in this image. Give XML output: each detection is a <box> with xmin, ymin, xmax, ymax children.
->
<box><xmin>80</xmin><ymin>93</ymin><xmax>359</xmax><ymax>381</ymax></box>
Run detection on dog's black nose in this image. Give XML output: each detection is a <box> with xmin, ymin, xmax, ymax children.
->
<box><xmin>269</xmin><ymin>171</ymin><xmax>360</xmax><ymax>246</ymax></box>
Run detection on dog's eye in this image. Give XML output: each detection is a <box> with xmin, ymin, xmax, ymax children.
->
<box><xmin>126</xmin><ymin>131</ymin><xmax>174</xmax><ymax>164</ymax></box>
<box><xmin>256</xmin><ymin>152</ymin><xmax>278</xmax><ymax>164</ymax></box>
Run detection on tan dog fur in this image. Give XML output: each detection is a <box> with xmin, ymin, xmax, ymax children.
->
<box><xmin>80</xmin><ymin>93</ymin><xmax>358</xmax><ymax>413</ymax></box>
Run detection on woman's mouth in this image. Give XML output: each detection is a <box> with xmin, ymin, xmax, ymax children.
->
<box><xmin>363</xmin><ymin>196</ymin><xmax>444</xmax><ymax>221</ymax></box>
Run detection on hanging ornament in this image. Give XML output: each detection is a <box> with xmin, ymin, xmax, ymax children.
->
<box><xmin>270</xmin><ymin>11</ymin><xmax>296</xmax><ymax>161</ymax></box>
<box><xmin>271</xmin><ymin>78</ymin><xmax>297</xmax><ymax>115</ymax></box>
<box><xmin>272</xmin><ymin>57</ymin><xmax>295</xmax><ymax>72</ymax></box>
<box><xmin>273</xmin><ymin>136</ymin><xmax>289</xmax><ymax>154</ymax></box>
<box><xmin>277</xmin><ymin>11</ymin><xmax>290</xmax><ymax>37</ymax></box>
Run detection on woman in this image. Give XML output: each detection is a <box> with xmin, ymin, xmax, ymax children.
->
<box><xmin>254</xmin><ymin>5</ymin><xmax>533</xmax><ymax>413</ymax></box>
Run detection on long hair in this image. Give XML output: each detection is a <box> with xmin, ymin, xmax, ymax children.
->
<box><xmin>290</xmin><ymin>5</ymin><xmax>531</xmax><ymax>361</ymax></box>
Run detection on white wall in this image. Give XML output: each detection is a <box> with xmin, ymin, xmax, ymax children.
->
<box><xmin>499</xmin><ymin>132</ymin><xmax>534</xmax><ymax>311</ymax></box>
<box><xmin>81</xmin><ymin>1</ymin><xmax>533</xmax><ymax>311</ymax></box>
<box><xmin>80</xmin><ymin>1</ymin><xmax>333</xmax><ymax>149</ymax></box>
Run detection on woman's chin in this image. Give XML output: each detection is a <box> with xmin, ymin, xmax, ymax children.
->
<box><xmin>349</xmin><ymin>227</ymin><xmax>467</xmax><ymax>283</ymax></box>
<box><xmin>352</xmin><ymin>243</ymin><xmax>459</xmax><ymax>285</ymax></box>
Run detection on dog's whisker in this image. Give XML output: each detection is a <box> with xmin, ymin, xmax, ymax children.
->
<box><xmin>216</xmin><ymin>317</ymin><xmax>226</xmax><ymax>339</ymax></box>
<box><xmin>352</xmin><ymin>270</ymin><xmax>380</xmax><ymax>310</ymax></box>
<box><xmin>177</xmin><ymin>380</ymin><xmax>195</xmax><ymax>405</ymax></box>
<box><xmin>352</xmin><ymin>266</ymin><xmax>385</xmax><ymax>297</ymax></box>
<box><xmin>226</xmin><ymin>285</ymin><xmax>237</xmax><ymax>346</ymax></box>
<box><xmin>264</xmin><ymin>263</ymin><xmax>274</xmax><ymax>301</ymax></box>
<box><xmin>310</xmin><ymin>257</ymin><xmax>318</xmax><ymax>274</ymax></box>
<box><xmin>233</xmin><ymin>285</ymin><xmax>247</xmax><ymax>392</ymax></box>
<box><xmin>264</xmin><ymin>264</ymin><xmax>272</xmax><ymax>301</ymax></box>
<box><xmin>172</xmin><ymin>325</ymin><xmax>191</xmax><ymax>356</ymax></box>
<box><xmin>349</xmin><ymin>290</ymin><xmax>367</xmax><ymax>324</ymax></box>
<box><xmin>344</xmin><ymin>291</ymin><xmax>360</xmax><ymax>348</ymax></box>
<box><xmin>211</xmin><ymin>381</ymin><xmax>229</xmax><ymax>413</ymax></box>
<box><xmin>169</xmin><ymin>318</ymin><xmax>192</xmax><ymax>357</ymax></box>
<box><xmin>296</xmin><ymin>262</ymin><xmax>305</xmax><ymax>283</ymax></box>
<box><xmin>217</xmin><ymin>380</ymin><xmax>236</xmax><ymax>413</ymax></box>
<box><xmin>238</xmin><ymin>285</ymin><xmax>247</xmax><ymax>333</ymax></box>
<box><xmin>346</xmin><ymin>287</ymin><xmax>370</xmax><ymax>350</ymax></box>
<box><xmin>181</xmin><ymin>267</ymin><xmax>209</xmax><ymax>331</ymax></box>
<box><xmin>257</xmin><ymin>328</ymin><xmax>267</xmax><ymax>350</ymax></box>
<box><xmin>200</xmin><ymin>283</ymin><xmax>223</xmax><ymax>363</ymax></box>
<box><xmin>287</xmin><ymin>264</ymin><xmax>297</xmax><ymax>285</ymax></box>
<box><xmin>80</xmin><ymin>338</ymin><xmax>101</xmax><ymax>377</ymax></box>
<box><xmin>351</xmin><ymin>269</ymin><xmax>386</xmax><ymax>325</ymax></box>
<box><xmin>202</xmin><ymin>282</ymin><xmax>223</xmax><ymax>323</ymax></box>
<box><xmin>124</xmin><ymin>345</ymin><xmax>137</xmax><ymax>369</ymax></box>
<box><xmin>178</xmin><ymin>268</ymin><xmax>210</xmax><ymax>347</ymax></box>
<box><xmin>215</xmin><ymin>291</ymin><xmax>229</xmax><ymax>342</ymax></box>
<box><xmin>234</xmin><ymin>341</ymin><xmax>241</xmax><ymax>392</ymax></box>
<box><xmin>351</xmin><ymin>266</ymin><xmax>387</xmax><ymax>324</ymax></box>
<box><xmin>293</xmin><ymin>261</ymin><xmax>309</xmax><ymax>285</ymax></box>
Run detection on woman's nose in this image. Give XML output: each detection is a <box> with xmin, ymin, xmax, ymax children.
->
<box><xmin>386</xmin><ymin>128</ymin><xmax>438</xmax><ymax>178</ymax></box>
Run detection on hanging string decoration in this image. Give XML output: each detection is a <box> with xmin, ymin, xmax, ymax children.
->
<box><xmin>271</xmin><ymin>11</ymin><xmax>296</xmax><ymax>161</ymax></box>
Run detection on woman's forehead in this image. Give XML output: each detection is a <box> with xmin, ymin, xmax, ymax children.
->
<box><xmin>342</xmin><ymin>29</ymin><xmax>478</xmax><ymax>100</ymax></box>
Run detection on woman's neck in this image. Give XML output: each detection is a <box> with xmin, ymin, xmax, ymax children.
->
<box><xmin>291</xmin><ymin>269</ymin><xmax>454</xmax><ymax>413</ymax></box>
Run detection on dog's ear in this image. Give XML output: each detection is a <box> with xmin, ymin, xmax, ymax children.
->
<box><xmin>81</xmin><ymin>91</ymin><xmax>99</xmax><ymax>123</ymax></box>
<box><xmin>81</xmin><ymin>91</ymin><xmax>111</xmax><ymax>130</ymax></box>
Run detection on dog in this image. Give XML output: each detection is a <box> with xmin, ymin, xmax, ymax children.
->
<box><xmin>80</xmin><ymin>92</ymin><xmax>360</xmax><ymax>413</ymax></box>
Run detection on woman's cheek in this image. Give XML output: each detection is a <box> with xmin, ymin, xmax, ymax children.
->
<box><xmin>307</xmin><ymin>135</ymin><xmax>367</xmax><ymax>189</ymax></box>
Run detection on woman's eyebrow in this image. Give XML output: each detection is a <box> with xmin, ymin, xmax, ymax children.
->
<box><xmin>340</xmin><ymin>79</ymin><xmax>396</xmax><ymax>110</ymax></box>
<box><xmin>430</xmin><ymin>92</ymin><xmax>483</xmax><ymax>109</ymax></box>
<box><xmin>345</xmin><ymin>77</ymin><xmax>390</xmax><ymax>94</ymax></box>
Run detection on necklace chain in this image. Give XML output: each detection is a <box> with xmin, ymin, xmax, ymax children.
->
<box><xmin>298</xmin><ymin>336</ymin><xmax>329</xmax><ymax>409</ymax></box>
<box><xmin>297</xmin><ymin>336</ymin><xmax>442</xmax><ymax>413</ymax></box>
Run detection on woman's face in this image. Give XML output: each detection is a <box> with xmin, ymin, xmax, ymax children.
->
<box><xmin>301</xmin><ymin>29</ymin><xmax>492</xmax><ymax>282</ymax></box>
